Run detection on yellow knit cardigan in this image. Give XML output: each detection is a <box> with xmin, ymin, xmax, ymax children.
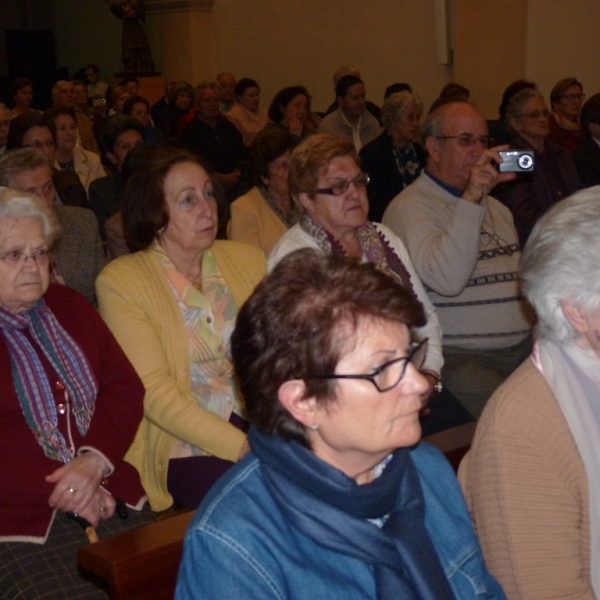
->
<box><xmin>96</xmin><ymin>240</ymin><xmax>267</xmax><ymax>511</ymax></box>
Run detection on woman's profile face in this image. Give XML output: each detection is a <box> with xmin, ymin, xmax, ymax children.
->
<box><xmin>239</xmin><ymin>86</ymin><xmax>260</xmax><ymax>112</ymax></box>
<box><xmin>512</xmin><ymin>96</ymin><xmax>550</xmax><ymax>142</ymax></box>
<box><xmin>175</xmin><ymin>91</ymin><xmax>192</xmax><ymax>111</ymax></box>
<box><xmin>282</xmin><ymin>94</ymin><xmax>308</xmax><ymax>126</ymax></box>
<box><xmin>54</xmin><ymin>115</ymin><xmax>78</xmax><ymax>152</ymax></box>
<box><xmin>14</xmin><ymin>85</ymin><xmax>33</xmax><ymax>108</ymax></box>
<box><xmin>131</xmin><ymin>102</ymin><xmax>151</xmax><ymax>128</ymax></box>
<box><xmin>392</xmin><ymin>105</ymin><xmax>421</xmax><ymax>146</ymax></box>
<box><xmin>114</xmin><ymin>91</ymin><xmax>131</xmax><ymax>114</ymax></box>
<box><xmin>159</xmin><ymin>161</ymin><xmax>218</xmax><ymax>256</ymax></box>
<box><xmin>0</xmin><ymin>216</ymin><xmax>50</xmax><ymax>313</ymax></box>
<box><xmin>301</xmin><ymin>155</ymin><xmax>369</xmax><ymax>238</ymax></box>
<box><xmin>555</xmin><ymin>85</ymin><xmax>584</xmax><ymax>121</ymax></box>
<box><xmin>263</xmin><ymin>150</ymin><xmax>292</xmax><ymax>197</ymax></box>
<box><xmin>308</xmin><ymin>318</ymin><xmax>427</xmax><ymax>479</ymax></box>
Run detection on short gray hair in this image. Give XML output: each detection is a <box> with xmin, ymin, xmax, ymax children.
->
<box><xmin>193</xmin><ymin>81</ymin><xmax>219</xmax><ymax>104</ymax></box>
<box><xmin>0</xmin><ymin>187</ymin><xmax>61</xmax><ymax>247</ymax></box>
<box><xmin>505</xmin><ymin>88</ymin><xmax>544</xmax><ymax>127</ymax></box>
<box><xmin>0</xmin><ymin>148</ymin><xmax>53</xmax><ymax>187</ymax></box>
<box><xmin>51</xmin><ymin>80</ymin><xmax>70</xmax><ymax>104</ymax></box>
<box><xmin>381</xmin><ymin>91</ymin><xmax>424</xmax><ymax>133</ymax></box>
<box><xmin>521</xmin><ymin>187</ymin><xmax>600</xmax><ymax>344</ymax></box>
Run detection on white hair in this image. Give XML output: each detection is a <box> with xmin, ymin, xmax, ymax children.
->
<box><xmin>51</xmin><ymin>80</ymin><xmax>71</xmax><ymax>105</ymax></box>
<box><xmin>0</xmin><ymin>187</ymin><xmax>61</xmax><ymax>247</ymax></box>
<box><xmin>521</xmin><ymin>186</ymin><xmax>600</xmax><ymax>344</ymax></box>
<box><xmin>381</xmin><ymin>91</ymin><xmax>424</xmax><ymax>133</ymax></box>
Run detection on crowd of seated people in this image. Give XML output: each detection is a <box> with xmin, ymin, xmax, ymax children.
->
<box><xmin>0</xmin><ymin>64</ymin><xmax>599</xmax><ymax>599</ymax></box>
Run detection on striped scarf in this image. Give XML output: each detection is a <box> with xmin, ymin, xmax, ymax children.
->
<box><xmin>0</xmin><ymin>300</ymin><xmax>97</xmax><ymax>463</ymax></box>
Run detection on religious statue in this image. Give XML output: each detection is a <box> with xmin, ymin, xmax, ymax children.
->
<box><xmin>107</xmin><ymin>0</ymin><xmax>156</xmax><ymax>74</ymax></box>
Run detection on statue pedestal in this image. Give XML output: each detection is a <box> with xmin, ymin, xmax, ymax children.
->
<box><xmin>112</xmin><ymin>74</ymin><xmax>166</xmax><ymax>107</ymax></box>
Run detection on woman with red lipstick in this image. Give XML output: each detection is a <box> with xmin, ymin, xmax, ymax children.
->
<box><xmin>44</xmin><ymin>106</ymin><xmax>106</xmax><ymax>193</ymax></box>
<box><xmin>269</xmin><ymin>134</ymin><xmax>443</xmax><ymax>403</ymax></box>
<box><xmin>359</xmin><ymin>91</ymin><xmax>426</xmax><ymax>223</ymax></box>
<box><xmin>96</xmin><ymin>148</ymin><xmax>267</xmax><ymax>512</ymax></box>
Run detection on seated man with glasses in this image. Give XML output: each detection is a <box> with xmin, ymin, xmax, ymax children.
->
<box><xmin>7</xmin><ymin>112</ymin><xmax>90</xmax><ymax>210</ymax></box>
<box><xmin>495</xmin><ymin>88</ymin><xmax>579</xmax><ymax>247</ymax></box>
<box><xmin>383</xmin><ymin>101</ymin><xmax>534</xmax><ymax>417</ymax></box>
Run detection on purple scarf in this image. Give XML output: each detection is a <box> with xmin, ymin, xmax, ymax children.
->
<box><xmin>0</xmin><ymin>300</ymin><xmax>97</xmax><ymax>463</ymax></box>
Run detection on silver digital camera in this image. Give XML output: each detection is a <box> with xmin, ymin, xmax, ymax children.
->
<box><xmin>498</xmin><ymin>150</ymin><xmax>534</xmax><ymax>172</ymax></box>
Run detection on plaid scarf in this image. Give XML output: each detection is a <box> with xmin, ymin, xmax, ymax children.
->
<box><xmin>0</xmin><ymin>300</ymin><xmax>97</xmax><ymax>463</ymax></box>
<box><xmin>299</xmin><ymin>213</ymin><xmax>414</xmax><ymax>293</ymax></box>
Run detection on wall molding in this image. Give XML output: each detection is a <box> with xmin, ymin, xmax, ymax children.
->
<box><xmin>146</xmin><ymin>0</ymin><xmax>214</xmax><ymax>14</ymax></box>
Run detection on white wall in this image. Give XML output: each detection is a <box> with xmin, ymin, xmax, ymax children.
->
<box><xmin>6</xmin><ymin>0</ymin><xmax>600</xmax><ymax>117</ymax></box>
<box><xmin>211</xmin><ymin>0</ymin><xmax>453</xmax><ymax>113</ymax></box>
<box><xmin>526</xmin><ymin>0</ymin><xmax>600</xmax><ymax>102</ymax></box>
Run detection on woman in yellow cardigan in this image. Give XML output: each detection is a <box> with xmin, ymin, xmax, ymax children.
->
<box><xmin>228</xmin><ymin>127</ymin><xmax>298</xmax><ymax>257</ymax></box>
<box><xmin>96</xmin><ymin>148</ymin><xmax>266</xmax><ymax>512</ymax></box>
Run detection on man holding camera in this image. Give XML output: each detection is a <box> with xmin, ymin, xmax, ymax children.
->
<box><xmin>383</xmin><ymin>101</ymin><xmax>533</xmax><ymax>417</ymax></box>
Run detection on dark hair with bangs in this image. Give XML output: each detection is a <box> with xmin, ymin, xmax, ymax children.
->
<box><xmin>231</xmin><ymin>248</ymin><xmax>425</xmax><ymax>448</ymax></box>
<box><xmin>122</xmin><ymin>147</ymin><xmax>218</xmax><ymax>251</ymax></box>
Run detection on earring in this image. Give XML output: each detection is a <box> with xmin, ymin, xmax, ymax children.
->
<box><xmin>309</xmin><ymin>424</ymin><xmax>318</xmax><ymax>431</ymax></box>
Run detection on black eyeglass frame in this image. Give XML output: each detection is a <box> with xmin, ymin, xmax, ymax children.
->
<box><xmin>307</xmin><ymin>338</ymin><xmax>428</xmax><ymax>393</ymax></box>
<box><xmin>315</xmin><ymin>173</ymin><xmax>370</xmax><ymax>196</ymax></box>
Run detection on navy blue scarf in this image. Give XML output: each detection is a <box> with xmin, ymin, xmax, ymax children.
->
<box><xmin>249</xmin><ymin>428</ymin><xmax>455</xmax><ymax>600</ymax></box>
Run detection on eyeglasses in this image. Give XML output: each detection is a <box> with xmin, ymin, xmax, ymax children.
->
<box><xmin>516</xmin><ymin>109</ymin><xmax>551</xmax><ymax>120</ymax></box>
<box><xmin>560</xmin><ymin>93</ymin><xmax>585</xmax><ymax>102</ymax></box>
<box><xmin>307</xmin><ymin>338</ymin><xmax>428</xmax><ymax>393</ymax></box>
<box><xmin>316</xmin><ymin>173</ymin><xmax>370</xmax><ymax>196</ymax></box>
<box><xmin>1</xmin><ymin>249</ymin><xmax>50</xmax><ymax>268</ymax></box>
<box><xmin>435</xmin><ymin>133</ymin><xmax>490</xmax><ymax>148</ymax></box>
<box><xmin>23</xmin><ymin>140</ymin><xmax>55</xmax><ymax>150</ymax></box>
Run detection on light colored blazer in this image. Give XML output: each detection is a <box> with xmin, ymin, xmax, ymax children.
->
<box><xmin>55</xmin><ymin>146</ymin><xmax>106</xmax><ymax>193</ymax></box>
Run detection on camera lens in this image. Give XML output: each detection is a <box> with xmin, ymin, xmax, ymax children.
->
<box><xmin>518</xmin><ymin>155</ymin><xmax>533</xmax><ymax>169</ymax></box>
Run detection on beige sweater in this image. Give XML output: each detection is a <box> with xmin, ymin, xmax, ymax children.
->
<box><xmin>459</xmin><ymin>359</ymin><xmax>593</xmax><ymax>599</ymax></box>
<box><xmin>96</xmin><ymin>241</ymin><xmax>267</xmax><ymax>511</ymax></box>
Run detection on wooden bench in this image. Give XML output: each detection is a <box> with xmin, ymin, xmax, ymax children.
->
<box><xmin>78</xmin><ymin>509</ymin><xmax>193</xmax><ymax>600</ymax></box>
<box><xmin>78</xmin><ymin>421</ymin><xmax>477</xmax><ymax>599</ymax></box>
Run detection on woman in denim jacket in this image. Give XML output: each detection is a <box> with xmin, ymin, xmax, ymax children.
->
<box><xmin>176</xmin><ymin>249</ymin><xmax>504</xmax><ymax>600</ymax></box>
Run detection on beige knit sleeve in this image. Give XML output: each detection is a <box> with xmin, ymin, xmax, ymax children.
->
<box><xmin>460</xmin><ymin>417</ymin><xmax>594</xmax><ymax>600</ymax></box>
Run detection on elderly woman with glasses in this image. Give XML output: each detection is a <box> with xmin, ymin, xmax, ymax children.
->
<box><xmin>269</xmin><ymin>134</ymin><xmax>443</xmax><ymax>401</ymax></box>
<box><xmin>176</xmin><ymin>249</ymin><xmax>505</xmax><ymax>600</ymax></box>
<box><xmin>459</xmin><ymin>188</ymin><xmax>600</xmax><ymax>599</ymax></box>
<box><xmin>549</xmin><ymin>77</ymin><xmax>585</xmax><ymax>151</ymax></box>
<box><xmin>0</xmin><ymin>188</ymin><xmax>151</xmax><ymax>598</ymax></box>
<box><xmin>359</xmin><ymin>91</ymin><xmax>426</xmax><ymax>223</ymax></box>
<box><xmin>495</xmin><ymin>88</ymin><xmax>580</xmax><ymax>247</ymax></box>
